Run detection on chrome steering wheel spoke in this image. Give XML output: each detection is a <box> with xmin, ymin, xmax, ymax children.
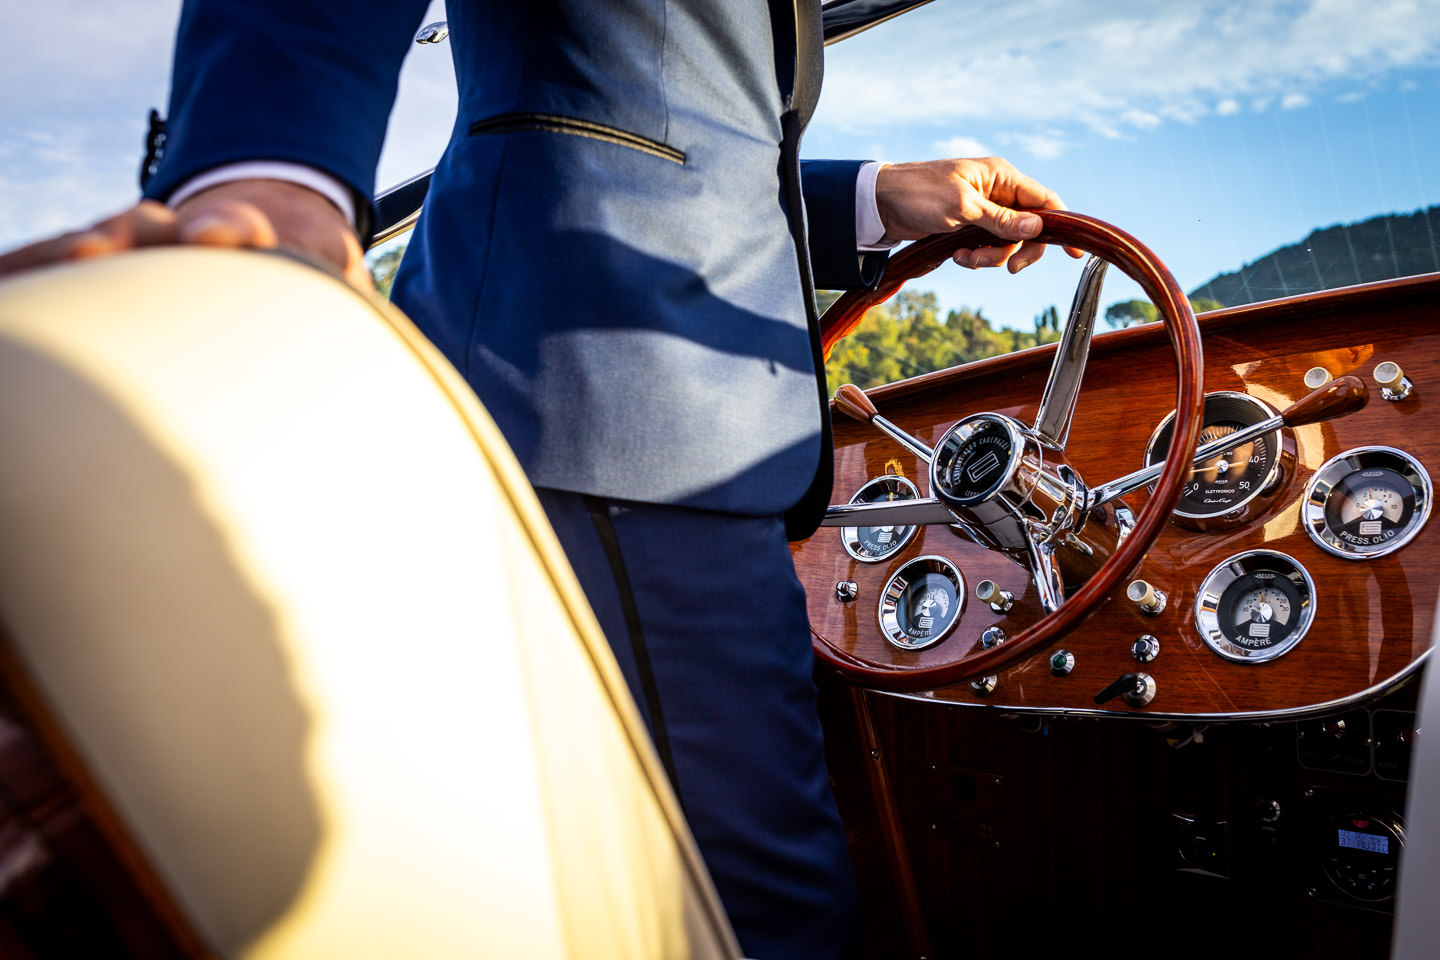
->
<box><xmin>1032</xmin><ymin>256</ymin><xmax>1107</xmax><ymax>451</ymax></box>
<box><xmin>820</xmin><ymin>497</ymin><xmax>955</xmax><ymax>528</ymax></box>
<box><xmin>1023</xmin><ymin>537</ymin><xmax>1065</xmax><ymax>615</ymax></box>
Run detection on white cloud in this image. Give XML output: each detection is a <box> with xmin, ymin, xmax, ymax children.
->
<box><xmin>1123</xmin><ymin>109</ymin><xmax>1163</xmax><ymax>130</ymax></box>
<box><xmin>1216</xmin><ymin>98</ymin><xmax>1242</xmax><ymax>115</ymax></box>
<box><xmin>1282</xmin><ymin>92</ymin><xmax>1311</xmax><ymax>109</ymax></box>
<box><xmin>812</xmin><ymin>0</ymin><xmax>1440</xmax><ymax>139</ymax></box>
<box><xmin>999</xmin><ymin>132</ymin><xmax>1069</xmax><ymax>160</ymax></box>
<box><xmin>932</xmin><ymin>135</ymin><xmax>991</xmax><ymax>157</ymax></box>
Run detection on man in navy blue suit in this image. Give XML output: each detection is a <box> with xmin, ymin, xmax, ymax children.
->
<box><xmin>1</xmin><ymin>3</ymin><xmax>1072</xmax><ymax>956</ymax></box>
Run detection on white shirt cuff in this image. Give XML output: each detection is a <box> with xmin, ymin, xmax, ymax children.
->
<box><xmin>166</xmin><ymin>161</ymin><xmax>358</xmax><ymax>228</ymax></box>
<box><xmin>855</xmin><ymin>160</ymin><xmax>897</xmax><ymax>252</ymax></box>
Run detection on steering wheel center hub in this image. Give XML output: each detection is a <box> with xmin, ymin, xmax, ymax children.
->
<box><xmin>933</xmin><ymin>414</ymin><xmax>1022</xmax><ymax>505</ymax></box>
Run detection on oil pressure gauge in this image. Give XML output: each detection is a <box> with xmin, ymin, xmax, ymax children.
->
<box><xmin>878</xmin><ymin>556</ymin><xmax>965</xmax><ymax>650</ymax></box>
<box><xmin>842</xmin><ymin>475</ymin><xmax>920</xmax><ymax>562</ymax></box>
<box><xmin>1195</xmin><ymin>550</ymin><xmax>1316</xmax><ymax>662</ymax></box>
<box><xmin>1303</xmin><ymin>447</ymin><xmax>1432</xmax><ymax>559</ymax></box>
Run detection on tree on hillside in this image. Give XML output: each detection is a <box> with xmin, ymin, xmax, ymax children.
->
<box><xmin>824</xmin><ymin>290</ymin><xmax>1058</xmax><ymax>391</ymax></box>
<box><xmin>1034</xmin><ymin>304</ymin><xmax>1060</xmax><ymax>341</ymax></box>
<box><xmin>1104</xmin><ymin>298</ymin><xmax>1158</xmax><ymax>328</ymax></box>
<box><xmin>1104</xmin><ymin>296</ymin><xmax>1225</xmax><ymax>328</ymax></box>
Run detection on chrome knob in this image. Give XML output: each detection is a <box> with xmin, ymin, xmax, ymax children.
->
<box><xmin>835</xmin><ymin>580</ymin><xmax>858</xmax><ymax>602</ymax></box>
<box><xmin>1050</xmin><ymin>649</ymin><xmax>1076</xmax><ymax>676</ymax></box>
<box><xmin>980</xmin><ymin>626</ymin><xmax>1006</xmax><ymax>649</ymax></box>
<box><xmin>975</xmin><ymin>579</ymin><xmax>1015</xmax><ymax>613</ymax></box>
<box><xmin>970</xmin><ymin>675</ymin><xmax>998</xmax><ymax>696</ymax></box>
<box><xmin>1132</xmin><ymin>634</ymin><xmax>1161</xmax><ymax>663</ymax></box>
<box><xmin>1123</xmin><ymin>673</ymin><xmax>1157</xmax><ymax>707</ymax></box>
<box><xmin>1303</xmin><ymin>366</ymin><xmax>1332</xmax><ymax>389</ymax></box>
<box><xmin>1127</xmin><ymin>579</ymin><xmax>1167</xmax><ymax>615</ymax></box>
<box><xmin>1374</xmin><ymin>360</ymin><xmax>1412</xmax><ymax>401</ymax></box>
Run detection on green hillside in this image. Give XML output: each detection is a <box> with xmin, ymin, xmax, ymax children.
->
<box><xmin>1189</xmin><ymin>205</ymin><xmax>1440</xmax><ymax>307</ymax></box>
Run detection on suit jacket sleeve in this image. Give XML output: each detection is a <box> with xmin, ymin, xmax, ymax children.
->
<box><xmin>141</xmin><ymin>0</ymin><xmax>432</xmax><ymax>224</ymax></box>
<box><xmin>799</xmin><ymin>159</ymin><xmax>889</xmax><ymax>291</ymax></box>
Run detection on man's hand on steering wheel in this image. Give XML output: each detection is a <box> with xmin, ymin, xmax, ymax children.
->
<box><xmin>874</xmin><ymin>156</ymin><xmax>1085</xmax><ymax>272</ymax></box>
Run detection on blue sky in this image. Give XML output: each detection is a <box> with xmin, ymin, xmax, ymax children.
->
<box><xmin>806</xmin><ymin>0</ymin><xmax>1440</xmax><ymax>326</ymax></box>
<box><xmin>2</xmin><ymin>0</ymin><xmax>1437</xmax><ymax>330</ymax></box>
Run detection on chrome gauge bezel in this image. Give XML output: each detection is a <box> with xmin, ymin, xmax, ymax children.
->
<box><xmin>878</xmin><ymin>555</ymin><xmax>965</xmax><ymax>651</ymax></box>
<box><xmin>1144</xmin><ymin>391</ymin><xmax>1285</xmax><ymax>521</ymax></box>
<box><xmin>1194</xmin><ymin>549</ymin><xmax>1316</xmax><ymax>663</ymax></box>
<box><xmin>842</xmin><ymin>475</ymin><xmax>921</xmax><ymax>563</ymax></box>
<box><xmin>1302</xmin><ymin>446</ymin><xmax>1432</xmax><ymax>560</ymax></box>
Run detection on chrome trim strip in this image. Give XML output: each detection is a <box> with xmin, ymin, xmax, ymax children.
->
<box><xmin>369</xmin><ymin>166</ymin><xmax>433</xmax><ymax>249</ymax></box>
<box><xmin>867</xmin><ymin>648</ymin><xmax>1430</xmax><ymax>723</ymax></box>
<box><xmin>821</xmin><ymin>0</ymin><xmax>936</xmax><ymax>45</ymax></box>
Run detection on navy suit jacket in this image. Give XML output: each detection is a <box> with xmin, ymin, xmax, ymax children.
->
<box><xmin>144</xmin><ymin>0</ymin><xmax>888</xmax><ymax>531</ymax></box>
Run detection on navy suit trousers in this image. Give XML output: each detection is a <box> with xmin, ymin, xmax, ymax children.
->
<box><xmin>533</xmin><ymin>489</ymin><xmax>858</xmax><ymax>960</ymax></box>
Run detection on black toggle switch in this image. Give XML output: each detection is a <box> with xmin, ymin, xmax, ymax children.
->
<box><xmin>1094</xmin><ymin>672</ymin><xmax>1157</xmax><ymax>707</ymax></box>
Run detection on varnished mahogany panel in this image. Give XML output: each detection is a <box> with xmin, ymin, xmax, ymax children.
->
<box><xmin>795</xmin><ymin>273</ymin><xmax>1440</xmax><ymax>718</ymax></box>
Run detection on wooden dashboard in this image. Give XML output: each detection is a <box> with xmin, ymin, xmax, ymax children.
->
<box><xmin>793</xmin><ymin>272</ymin><xmax>1440</xmax><ymax>719</ymax></box>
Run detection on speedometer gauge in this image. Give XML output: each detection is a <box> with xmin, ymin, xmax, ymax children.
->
<box><xmin>1145</xmin><ymin>392</ymin><xmax>1292</xmax><ymax>529</ymax></box>
<box><xmin>1194</xmin><ymin>550</ymin><xmax>1316</xmax><ymax>662</ymax></box>
<box><xmin>1303</xmin><ymin>447</ymin><xmax>1432</xmax><ymax>559</ymax></box>
<box><xmin>878</xmin><ymin>556</ymin><xmax>965</xmax><ymax>650</ymax></box>
<box><xmin>842</xmin><ymin>475</ymin><xmax>920</xmax><ymax>562</ymax></box>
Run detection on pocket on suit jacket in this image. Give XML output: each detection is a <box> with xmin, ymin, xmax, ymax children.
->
<box><xmin>468</xmin><ymin>113</ymin><xmax>685</xmax><ymax>165</ymax></box>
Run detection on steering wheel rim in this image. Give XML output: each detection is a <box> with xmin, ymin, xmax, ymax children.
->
<box><xmin>811</xmin><ymin>210</ymin><xmax>1204</xmax><ymax>692</ymax></box>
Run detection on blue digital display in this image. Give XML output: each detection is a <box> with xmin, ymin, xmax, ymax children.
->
<box><xmin>1337</xmin><ymin>829</ymin><xmax>1389</xmax><ymax>855</ymax></box>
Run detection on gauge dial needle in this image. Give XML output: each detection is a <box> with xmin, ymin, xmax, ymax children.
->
<box><xmin>1092</xmin><ymin>375</ymin><xmax>1368</xmax><ymax>509</ymax></box>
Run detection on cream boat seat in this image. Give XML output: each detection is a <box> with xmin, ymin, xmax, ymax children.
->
<box><xmin>0</xmin><ymin>249</ymin><xmax>739</xmax><ymax>959</ymax></box>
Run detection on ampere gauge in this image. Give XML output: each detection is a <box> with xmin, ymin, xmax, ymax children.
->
<box><xmin>1194</xmin><ymin>550</ymin><xmax>1316</xmax><ymax>662</ymax></box>
<box><xmin>878</xmin><ymin>556</ymin><xmax>965</xmax><ymax>650</ymax></box>
<box><xmin>842</xmin><ymin>475</ymin><xmax>921</xmax><ymax>562</ymax></box>
<box><xmin>1302</xmin><ymin>446</ymin><xmax>1432</xmax><ymax>559</ymax></box>
<box><xmin>1145</xmin><ymin>392</ymin><xmax>1292</xmax><ymax>529</ymax></box>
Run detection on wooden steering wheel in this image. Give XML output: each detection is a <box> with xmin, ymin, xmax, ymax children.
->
<box><xmin>810</xmin><ymin>210</ymin><xmax>1205</xmax><ymax>692</ymax></box>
